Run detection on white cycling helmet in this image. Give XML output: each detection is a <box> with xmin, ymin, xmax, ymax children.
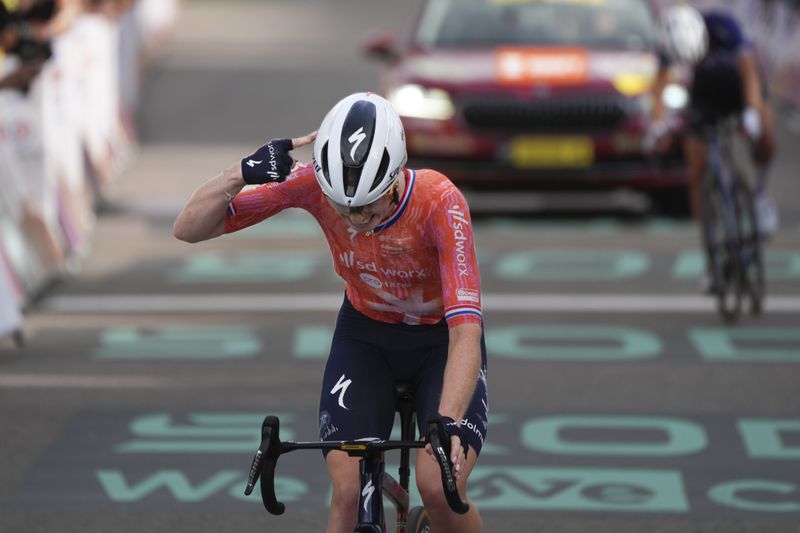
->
<box><xmin>660</xmin><ymin>4</ymin><xmax>708</xmax><ymax>64</ymax></box>
<box><xmin>313</xmin><ymin>92</ymin><xmax>407</xmax><ymax>207</ymax></box>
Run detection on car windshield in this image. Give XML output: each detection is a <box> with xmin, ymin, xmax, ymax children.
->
<box><xmin>416</xmin><ymin>0</ymin><xmax>657</xmax><ymax>51</ymax></box>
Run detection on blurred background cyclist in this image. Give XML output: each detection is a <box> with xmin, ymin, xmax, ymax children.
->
<box><xmin>648</xmin><ymin>3</ymin><xmax>778</xmax><ymax>242</ymax></box>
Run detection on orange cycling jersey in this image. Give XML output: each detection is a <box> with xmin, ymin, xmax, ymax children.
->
<box><xmin>224</xmin><ymin>164</ymin><xmax>482</xmax><ymax>328</ymax></box>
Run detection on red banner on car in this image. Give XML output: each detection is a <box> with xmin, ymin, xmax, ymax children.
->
<box><xmin>495</xmin><ymin>47</ymin><xmax>589</xmax><ymax>85</ymax></box>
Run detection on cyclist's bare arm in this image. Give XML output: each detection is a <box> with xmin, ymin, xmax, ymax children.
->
<box><xmin>437</xmin><ymin>322</ymin><xmax>483</xmax><ymax>474</ymax></box>
<box><xmin>736</xmin><ymin>51</ymin><xmax>765</xmax><ymax>111</ymax></box>
<box><xmin>173</xmin><ymin>163</ymin><xmax>244</xmax><ymax>243</ymax></box>
<box><xmin>650</xmin><ymin>66</ymin><xmax>670</xmax><ymax>123</ymax></box>
<box><xmin>173</xmin><ymin>133</ymin><xmax>316</xmax><ymax>243</ymax></box>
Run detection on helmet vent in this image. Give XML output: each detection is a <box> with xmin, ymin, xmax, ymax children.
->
<box><xmin>370</xmin><ymin>149</ymin><xmax>391</xmax><ymax>193</ymax></box>
<box><xmin>343</xmin><ymin>166</ymin><xmax>362</xmax><ymax>198</ymax></box>
<box><xmin>319</xmin><ymin>141</ymin><xmax>332</xmax><ymax>187</ymax></box>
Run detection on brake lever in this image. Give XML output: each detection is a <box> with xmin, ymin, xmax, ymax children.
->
<box><xmin>427</xmin><ymin>415</ymin><xmax>469</xmax><ymax>515</ymax></box>
<box><xmin>244</xmin><ymin>416</ymin><xmax>285</xmax><ymax>515</ymax></box>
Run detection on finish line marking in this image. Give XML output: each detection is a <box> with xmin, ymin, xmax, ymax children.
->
<box><xmin>41</xmin><ymin>293</ymin><xmax>800</xmax><ymax>313</ymax></box>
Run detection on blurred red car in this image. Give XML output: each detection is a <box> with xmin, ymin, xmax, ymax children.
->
<box><xmin>363</xmin><ymin>0</ymin><xmax>689</xmax><ymax>211</ymax></box>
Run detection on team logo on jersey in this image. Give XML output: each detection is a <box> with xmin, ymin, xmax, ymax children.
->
<box><xmin>448</xmin><ymin>204</ymin><xmax>470</xmax><ymax>276</ymax></box>
<box><xmin>330</xmin><ymin>374</ymin><xmax>352</xmax><ymax>410</ymax></box>
<box><xmin>457</xmin><ymin>288</ymin><xmax>480</xmax><ymax>303</ymax></box>
<box><xmin>360</xmin><ymin>273</ymin><xmax>383</xmax><ymax>289</ymax></box>
<box><xmin>379</xmin><ymin>235</ymin><xmax>415</xmax><ymax>255</ymax></box>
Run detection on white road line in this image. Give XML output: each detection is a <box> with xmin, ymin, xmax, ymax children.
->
<box><xmin>0</xmin><ymin>374</ymin><xmax>170</xmax><ymax>389</ymax></box>
<box><xmin>40</xmin><ymin>293</ymin><xmax>800</xmax><ymax>313</ymax></box>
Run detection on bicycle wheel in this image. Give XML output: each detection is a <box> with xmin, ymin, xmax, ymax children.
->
<box><xmin>732</xmin><ymin>179</ymin><xmax>765</xmax><ymax>315</ymax></box>
<box><xmin>700</xmin><ymin>176</ymin><xmax>742</xmax><ymax>322</ymax></box>
<box><xmin>407</xmin><ymin>506</ymin><xmax>431</xmax><ymax>533</ymax></box>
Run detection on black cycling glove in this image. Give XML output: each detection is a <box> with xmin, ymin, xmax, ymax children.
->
<box><xmin>240</xmin><ymin>138</ymin><xmax>295</xmax><ymax>184</ymax></box>
<box><xmin>437</xmin><ymin>416</ymin><xmax>470</xmax><ymax>458</ymax></box>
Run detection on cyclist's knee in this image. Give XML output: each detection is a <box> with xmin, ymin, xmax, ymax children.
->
<box><xmin>415</xmin><ymin>456</ymin><xmax>449</xmax><ymax>507</ymax></box>
<box><xmin>330</xmin><ymin>481</ymin><xmax>360</xmax><ymax>512</ymax></box>
<box><xmin>326</xmin><ymin>452</ymin><xmax>361</xmax><ymax>511</ymax></box>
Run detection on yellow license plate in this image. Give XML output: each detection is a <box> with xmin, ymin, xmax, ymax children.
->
<box><xmin>509</xmin><ymin>136</ymin><xmax>594</xmax><ymax>168</ymax></box>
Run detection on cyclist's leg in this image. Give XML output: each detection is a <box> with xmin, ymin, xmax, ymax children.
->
<box><xmin>413</xmin><ymin>334</ymin><xmax>488</xmax><ymax>532</ymax></box>
<box><xmin>752</xmin><ymin>102</ymin><xmax>779</xmax><ymax>235</ymax></box>
<box><xmin>319</xmin><ymin>302</ymin><xmax>396</xmax><ymax>532</ymax></box>
<box><xmin>684</xmin><ymin>133</ymin><xmax>708</xmax><ymax>223</ymax></box>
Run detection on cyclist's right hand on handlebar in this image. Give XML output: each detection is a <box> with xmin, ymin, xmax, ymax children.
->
<box><xmin>426</xmin><ymin>415</ymin><xmax>469</xmax><ymax>480</ymax></box>
<box><xmin>240</xmin><ymin>132</ymin><xmax>316</xmax><ymax>184</ymax></box>
<box><xmin>426</xmin><ymin>414</ymin><xmax>470</xmax><ymax>514</ymax></box>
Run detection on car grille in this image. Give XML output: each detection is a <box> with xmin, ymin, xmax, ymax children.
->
<box><xmin>461</xmin><ymin>96</ymin><xmax>628</xmax><ymax>133</ymax></box>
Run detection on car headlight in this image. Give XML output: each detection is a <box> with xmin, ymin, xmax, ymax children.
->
<box><xmin>662</xmin><ymin>84</ymin><xmax>689</xmax><ymax>110</ymax></box>
<box><xmin>386</xmin><ymin>85</ymin><xmax>455</xmax><ymax>120</ymax></box>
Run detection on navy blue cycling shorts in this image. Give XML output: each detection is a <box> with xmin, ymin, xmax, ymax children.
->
<box><xmin>318</xmin><ymin>297</ymin><xmax>489</xmax><ymax>456</ymax></box>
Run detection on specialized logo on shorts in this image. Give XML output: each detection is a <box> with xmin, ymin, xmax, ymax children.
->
<box><xmin>245</xmin><ymin>159</ymin><xmax>262</xmax><ymax>167</ymax></box>
<box><xmin>457</xmin><ymin>288</ymin><xmax>479</xmax><ymax>303</ymax></box>
<box><xmin>330</xmin><ymin>374</ymin><xmax>352</xmax><ymax>410</ymax></box>
<box><xmin>460</xmin><ymin>416</ymin><xmax>486</xmax><ymax>444</ymax></box>
<box><xmin>448</xmin><ymin>204</ymin><xmax>470</xmax><ymax>276</ymax></box>
<box><xmin>319</xmin><ymin>410</ymin><xmax>339</xmax><ymax>440</ymax></box>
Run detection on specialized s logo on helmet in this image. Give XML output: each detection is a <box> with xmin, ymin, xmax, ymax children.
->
<box><xmin>348</xmin><ymin>127</ymin><xmax>367</xmax><ymax>161</ymax></box>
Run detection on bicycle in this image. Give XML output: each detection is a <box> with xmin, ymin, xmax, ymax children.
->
<box><xmin>699</xmin><ymin>115</ymin><xmax>765</xmax><ymax>323</ymax></box>
<box><xmin>244</xmin><ymin>382</ymin><xmax>469</xmax><ymax>532</ymax></box>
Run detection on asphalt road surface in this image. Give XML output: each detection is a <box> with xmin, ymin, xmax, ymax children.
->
<box><xmin>2</xmin><ymin>1</ymin><xmax>799</xmax><ymax>532</ymax></box>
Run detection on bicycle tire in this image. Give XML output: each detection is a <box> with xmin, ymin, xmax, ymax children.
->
<box><xmin>407</xmin><ymin>506</ymin><xmax>431</xmax><ymax>533</ymax></box>
<box><xmin>700</xmin><ymin>175</ymin><xmax>742</xmax><ymax>323</ymax></box>
<box><xmin>732</xmin><ymin>179</ymin><xmax>765</xmax><ymax>315</ymax></box>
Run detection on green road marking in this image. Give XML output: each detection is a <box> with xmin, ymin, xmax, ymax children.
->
<box><xmin>672</xmin><ymin>251</ymin><xmax>704</xmax><ymax>279</ymax></box>
<box><xmin>170</xmin><ymin>251</ymin><xmax>322</xmax><ymax>283</ymax></box>
<box><xmin>495</xmin><ymin>250</ymin><xmax>648</xmax><ymax>281</ymax></box>
<box><xmin>673</xmin><ymin>250</ymin><xmax>800</xmax><ymax>280</ymax></box>
<box><xmin>116</xmin><ymin>413</ymin><xmax>295</xmax><ymax>453</ymax></box>
<box><xmin>94</xmin><ymin>327</ymin><xmax>261</xmax><ymax>359</ymax></box>
<box><xmin>690</xmin><ymin>328</ymin><xmax>800</xmax><ymax>362</ymax></box>
<box><xmin>296</xmin><ymin>325</ymin><xmax>661</xmax><ymax>361</ymax></box>
<box><xmin>294</xmin><ymin>326</ymin><xmax>333</xmax><ymax>359</ymax></box>
<box><xmin>485</xmin><ymin>218</ymin><xmax>622</xmax><ymax>233</ymax></box>
<box><xmin>467</xmin><ymin>466</ymin><xmax>688</xmax><ymax>512</ymax></box>
<box><xmin>738</xmin><ymin>419</ymin><xmax>800</xmax><ymax>459</ymax></box>
<box><xmin>96</xmin><ymin>469</ymin><xmax>307</xmax><ymax>504</ymax></box>
<box><xmin>521</xmin><ymin>416</ymin><xmax>707</xmax><ymax>456</ymax></box>
<box><xmin>479</xmin><ymin>413</ymin><xmax>510</xmax><ymax>456</ymax></box>
<box><xmin>708</xmin><ymin>480</ymin><xmax>800</xmax><ymax>512</ymax></box>
<box><xmin>96</xmin><ymin>470</ymin><xmax>241</xmax><ymax>502</ymax></box>
<box><xmin>228</xmin><ymin>475</ymin><xmax>307</xmax><ymax>503</ymax></box>
<box><xmin>644</xmin><ymin>218</ymin><xmax>694</xmax><ymax>233</ymax></box>
<box><xmin>487</xmin><ymin>326</ymin><xmax>661</xmax><ymax>361</ymax></box>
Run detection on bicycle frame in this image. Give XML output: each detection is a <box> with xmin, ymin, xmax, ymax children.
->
<box><xmin>701</xmin><ymin>116</ymin><xmax>764</xmax><ymax>321</ymax></box>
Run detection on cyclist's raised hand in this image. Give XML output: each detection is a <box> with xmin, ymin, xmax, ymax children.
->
<box><xmin>240</xmin><ymin>132</ymin><xmax>317</xmax><ymax>184</ymax></box>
